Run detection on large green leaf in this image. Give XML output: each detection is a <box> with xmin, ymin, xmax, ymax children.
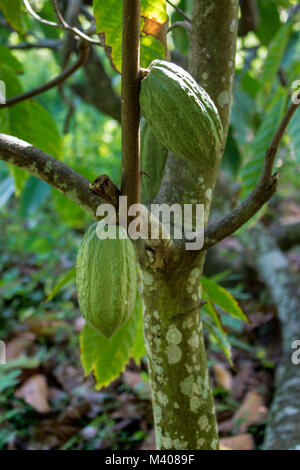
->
<box><xmin>0</xmin><ymin>45</ymin><xmax>23</xmax><ymax>73</ymax></box>
<box><xmin>29</xmin><ymin>101</ymin><xmax>63</xmax><ymax>161</ymax></box>
<box><xmin>0</xmin><ymin>63</ymin><xmax>63</xmax><ymax>193</ymax></box>
<box><xmin>19</xmin><ymin>176</ymin><xmax>50</xmax><ymax>218</ymax></box>
<box><xmin>202</xmin><ymin>276</ymin><xmax>247</xmax><ymax>322</ymax></box>
<box><xmin>255</xmin><ymin>0</ymin><xmax>281</xmax><ymax>46</ymax></box>
<box><xmin>240</xmin><ymin>87</ymin><xmax>287</xmax><ymax>199</ymax></box>
<box><xmin>93</xmin><ymin>0</ymin><xmax>167</xmax><ymax>73</ymax></box>
<box><xmin>257</xmin><ymin>23</ymin><xmax>292</xmax><ymax>107</ymax></box>
<box><xmin>80</xmin><ymin>292</ymin><xmax>144</xmax><ymax>389</ymax></box>
<box><xmin>0</xmin><ymin>0</ymin><xmax>27</xmax><ymax>34</ymax></box>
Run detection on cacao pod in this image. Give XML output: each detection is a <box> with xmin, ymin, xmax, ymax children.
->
<box><xmin>139</xmin><ymin>60</ymin><xmax>223</xmax><ymax>166</ymax></box>
<box><xmin>76</xmin><ymin>223</ymin><xmax>137</xmax><ymax>337</ymax></box>
<box><xmin>141</xmin><ymin>118</ymin><xmax>168</xmax><ymax>203</ymax></box>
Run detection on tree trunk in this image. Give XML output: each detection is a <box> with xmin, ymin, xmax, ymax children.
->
<box><xmin>142</xmin><ymin>255</ymin><xmax>219</xmax><ymax>450</ymax></box>
<box><xmin>142</xmin><ymin>1</ymin><xmax>239</xmax><ymax>449</ymax></box>
<box><xmin>243</xmin><ymin>223</ymin><xmax>300</xmax><ymax>450</ymax></box>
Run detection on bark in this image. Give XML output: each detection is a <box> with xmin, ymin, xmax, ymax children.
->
<box><xmin>0</xmin><ymin>133</ymin><xmax>104</xmax><ymax>217</ymax></box>
<box><xmin>242</xmin><ymin>223</ymin><xmax>300</xmax><ymax>450</ymax></box>
<box><xmin>142</xmin><ymin>0</ymin><xmax>239</xmax><ymax>450</ymax></box>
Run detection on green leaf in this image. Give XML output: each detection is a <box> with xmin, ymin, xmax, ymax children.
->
<box><xmin>240</xmin><ymin>87</ymin><xmax>287</xmax><ymax>199</ymax></box>
<box><xmin>0</xmin><ymin>64</ymin><xmax>63</xmax><ymax>193</ymax></box>
<box><xmin>19</xmin><ymin>176</ymin><xmax>50</xmax><ymax>218</ymax></box>
<box><xmin>93</xmin><ymin>0</ymin><xmax>167</xmax><ymax>73</ymax></box>
<box><xmin>257</xmin><ymin>23</ymin><xmax>292</xmax><ymax>107</ymax></box>
<box><xmin>0</xmin><ymin>176</ymin><xmax>14</xmax><ymax>208</ymax></box>
<box><xmin>80</xmin><ymin>293</ymin><xmax>142</xmax><ymax>389</ymax></box>
<box><xmin>46</xmin><ymin>267</ymin><xmax>76</xmax><ymax>302</ymax></box>
<box><xmin>202</xmin><ymin>276</ymin><xmax>248</xmax><ymax>322</ymax></box>
<box><xmin>0</xmin><ymin>0</ymin><xmax>26</xmax><ymax>34</ymax></box>
<box><xmin>255</xmin><ymin>0</ymin><xmax>281</xmax><ymax>46</ymax></box>
<box><xmin>202</xmin><ymin>309</ymin><xmax>232</xmax><ymax>365</ymax></box>
<box><xmin>29</xmin><ymin>101</ymin><xmax>63</xmax><ymax>161</ymax></box>
<box><xmin>0</xmin><ymin>45</ymin><xmax>23</xmax><ymax>73</ymax></box>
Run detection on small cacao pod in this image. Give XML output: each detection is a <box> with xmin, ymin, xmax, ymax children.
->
<box><xmin>76</xmin><ymin>223</ymin><xmax>137</xmax><ymax>337</ymax></box>
<box><xmin>141</xmin><ymin>118</ymin><xmax>168</xmax><ymax>203</ymax></box>
<box><xmin>139</xmin><ymin>60</ymin><xmax>223</xmax><ymax>166</ymax></box>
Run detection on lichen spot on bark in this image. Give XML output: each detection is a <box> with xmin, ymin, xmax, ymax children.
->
<box><xmin>166</xmin><ymin>324</ymin><xmax>182</xmax><ymax>345</ymax></box>
<box><xmin>217</xmin><ymin>90</ymin><xmax>229</xmax><ymax>108</ymax></box>
<box><xmin>198</xmin><ymin>415</ymin><xmax>210</xmax><ymax>432</ymax></box>
<box><xmin>166</xmin><ymin>344</ymin><xmax>182</xmax><ymax>364</ymax></box>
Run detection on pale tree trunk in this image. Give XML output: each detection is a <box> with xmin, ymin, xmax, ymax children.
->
<box><xmin>142</xmin><ymin>0</ymin><xmax>239</xmax><ymax>450</ymax></box>
<box><xmin>243</xmin><ymin>224</ymin><xmax>300</xmax><ymax>450</ymax></box>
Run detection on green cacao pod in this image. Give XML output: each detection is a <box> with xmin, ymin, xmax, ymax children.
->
<box><xmin>139</xmin><ymin>60</ymin><xmax>223</xmax><ymax>166</ymax></box>
<box><xmin>76</xmin><ymin>223</ymin><xmax>137</xmax><ymax>337</ymax></box>
<box><xmin>141</xmin><ymin>118</ymin><xmax>168</xmax><ymax>203</ymax></box>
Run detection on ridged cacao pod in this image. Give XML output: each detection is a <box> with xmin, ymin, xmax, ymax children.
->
<box><xmin>139</xmin><ymin>60</ymin><xmax>223</xmax><ymax>166</ymax></box>
<box><xmin>141</xmin><ymin>118</ymin><xmax>168</xmax><ymax>203</ymax></box>
<box><xmin>76</xmin><ymin>223</ymin><xmax>137</xmax><ymax>337</ymax></box>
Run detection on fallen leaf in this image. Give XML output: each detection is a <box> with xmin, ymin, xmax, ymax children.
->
<box><xmin>15</xmin><ymin>374</ymin><xmax>50</xmax><ymax>413</ymax></box>
<box><xmin>6</xmin><ymin>332</ymin><xmax>36</xmax><ymax>360</ymax></box>
<box><xmin>213</xmin><ymin>363</ymin><xmax>232</xmax><ymax>391</ymax></box>
<box><xmin>232</xmin><ymin>389</ymin><xmax>268</xmax><ymax>433</ymax></box>
<box><xmin>220</xmin><ymin>433</ymin><xmax>255</xmax><ymax>450</ymax></box>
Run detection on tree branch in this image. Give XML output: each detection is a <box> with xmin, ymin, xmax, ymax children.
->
<box><xmin>121</xmin><ymin>0</ymin><xmax>141</xmax><ymax>212</ymax></box>
<box><xmin>166</xmin><ymin>0</ymin><xmax>191</xmax><ymax>23</ymax></box>
<box><xmin>201</xmin><ymin>91</ymin><xmax>300</xmax><ymax>251</ymax></box>
<box><xmin>7</xmin><ymin>39</ymin><xmax>61</xmax><ymax>50</ymax></box>
<box><xmin>238</xmin><ymin>0</ymin><xmax>259</xmax><ymax>36</ymax></box>
<box><xmin>0</xmin><ymin>40</ymin><xmax>90</xmax><ymax>109</ymax></box>
<box><xmin>22</xmin><ymin>0</ymin><xmax>102</xmax><ymax>45</ymax></box>
<box><xmin>0</xmin><ymin>133</ymin><xmax>104</xmax><ymax>217</ymax></box>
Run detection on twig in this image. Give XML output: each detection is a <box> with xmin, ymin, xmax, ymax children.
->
<box><xmin>51</xmin><ymin>0</ymin><xmax>69</xmax><ymax>29</ymax></box>
<box><xmin>22</xmin><ymin>0</ymin><xmax>102</xmax><ymax>45</ymax></box>
<box><xmin>121</xmin><ymin>0</ymin><xmax>141</xmax><ymax>213</ymax></box>
<box><xmin>200</xmin><ymin>90</ymin><xmax>300</xmax><ymax>251</ymax></box>
<box><xmin>0</xmin><ymin>40</ymin><xmax>90</xmax><ymax>108</ymax></box>
<box><xmin>168</xmin><ymin>21</ymin><xmax>191</xmax><ymax>33</ymax></box>
<box><xmin>0</xmin><ymin>133</ymin><xmax>104</xmax><ymax>217</ymax></box>
<box><xmin>165</xmin><ymin>0</ymin><xmax>191</xmax><ymax>23</ymax></box>
<box><xmin>7</xmin><ymin>39</ymin><xmax>61</xmax><ymax>50</ymax></box>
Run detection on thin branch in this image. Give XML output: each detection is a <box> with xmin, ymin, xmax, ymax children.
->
<box><xmin>0</xmin><ymin>133</ymin><xmax>104</xmax><ymax>217</ymax></box>
<box><xmin>168</xmin><ymin>21</ymin><xmax>191</xmax><ymax>33</ymax></box>
<box><xmin>200</xmin><ymin>91</ymin><xmax>300</xmax><ymax>251</ymax></box>
<box><xmin>121</xmin><ymin>0</ymin><xmax>141</xmax><ymax>213</ymax></box>
<box><xmin>22</xmin><ymin>0</ymin><xmax>102</xmax><ymax>45</ymax></box>
<box><xmin>51</xmin><ymin>0</ymin><xmax>69</xmax><ymax>29</ymax></box>
<box><xmin>165</xmin><ymin>0</ymin><xmax>191</xmax><ymax>23</ymax></box>
<box><xmin>7</xmin><ymin>39</ymin><xmax>61</xmax><ymax>50</ymax></box>
<box><xmin>0</xmin><ymin>133</ymin><xmax>177</xmax><ymax>267</ymax></box>
<box><xmin>0</xmin><ymin>40</ymin><xmax>90</xmax><ymax>109</ymax></box>
<box><xmin>238</xmin><ymin>0</ymin><xmax>259</xmax><ymax>36</ymax></box>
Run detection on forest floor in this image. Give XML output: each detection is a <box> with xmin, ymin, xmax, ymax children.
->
<box><xmin>1</xmin><ymin>197</ymin><xmax>300</xmax><ymax>450</ymax></box>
